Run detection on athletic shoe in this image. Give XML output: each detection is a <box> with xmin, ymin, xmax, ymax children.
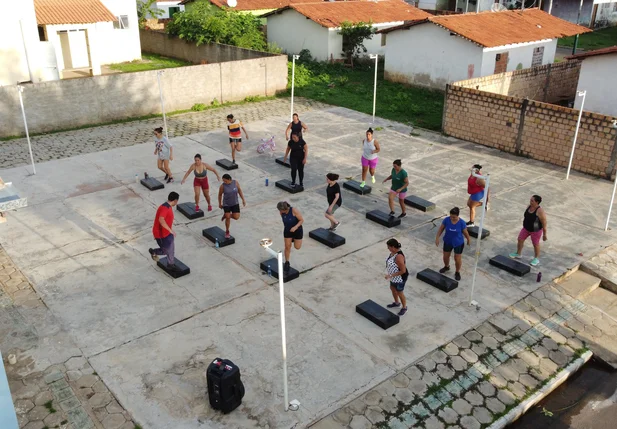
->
<box><xmin>167</xmin><ymin>263</ymin><xmax>181</xmax><ymax>272</ymax></box>
<box><xmin>148</xmin><ymin>248</ymin><xmax>159</xmax><ymax>261</ymax></box>
<box><xmin>389</xmin><ymin>211</ymin><xmax>395</xmax><ymax>216</ymax></box>
<box><xmin>208</xmin><ymin>205</ymin><xmax>212</xmax><ymax>212</ymax></box>
<box><xmin>232</xmin><ymin>160</ymin><xmax>236</xmax><ymax>165</ymax></box>
<box><xmin>466</xmin><ymin>221</ymin><xmax>475</xmax><ymax>227</ymax></box>
<box><xmin>439</xmin><ymin>266</ymin><xmax>450</xmax><ymax>273</ymax></box>
<box><xmin>509</xmin><ymin>253</ymin><xmax>521</xmax><ymax>259</ymax></box>
<box><xmin>195</xmin><ymin>205</ymin><xmax>200</xmax><ymax>212</ymax></box>
<box><xmin>455</xmin><ymin>272</ymin><xmax>461</xmax><ymax>281</ymax></box>
<box><xmin>299</xmin><ymin>183</ymin><xmax>303</xmax><ymax>188</ymax></box>
<box><xmin>530</xmin><ymin>258</ymin><xmax>540</xmax><ymax>266</ymax></box>
<box><xmin>144</xmin><ymin>172</ymin><xmax>149</xmax><ymax>180</ymax></box>
<box><xmin>332</xmin><ymin>222</ymin><xmax>340</xmax><ymax>231</ymax></box>
<box><xmin>284</xmin><ymin>261</ymin><xmax>290</xmax><ymax>274</ymax></box>
<box><xmin>167</xmin><ymin>177</ymin><xmax>174</xmax><ymax>184</ymax></box>
<box><xmin>485</xmin><ymin>203</ymin><xmax>491</xmax><ymax>211</ymax></box>
<box><xmin>398</xmin><ymin>213</ymin><xmax>407</xmax><ymax>218</ymax></box>
<box><xmin>387</xmin><ymin>302</ymin><xmax>401</xmax><ymax>308</ymax></box>
<box><xmin>371</xmin><ymin>176</ymin><xmax>376</xmax><ymax>184</ymax></box>
<box><xmin>360</xmin><ymin>181</ymin><xmax>366</xmax><ymax>188</ymax></box>
<box><xmin>290</xmin><ymin>182</ymin><xmax>296</xmax><ymax>188</ymax></box>
<box><xmin>398</xmin><ymin>307</ymin><xmax>408</xmax><ymax>316</ymax></box>
<box><xmin>225</xmin><ymin>231</ymin><xmax>231</xmax><ymax>239</ymax></box>
<box><xmin>164</xmin><ymin>174</ymin><xmax>169</xmax><ymax>181</ymax></box>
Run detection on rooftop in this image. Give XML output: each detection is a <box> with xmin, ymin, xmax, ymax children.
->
<box><xmin>34</xmin><ymin>0</ymin><xmax>116</xmax><ymax>25</ymax></box>
<box><xmin>566</xmin><ymin>45</ymin><xmax>617</xmax><ymax>60</ymax></box>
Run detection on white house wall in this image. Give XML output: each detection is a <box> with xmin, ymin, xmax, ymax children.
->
<box><xmin>99</xmin><ymin>0</ymin><xmax>142</xmax><ymax>64</ymax></box>
<box><xmin>383</xmin><ymin>23</ymin><xmax>483</xmax><ymax>89</ymax></box>
<box><xmin>574</xmin><ymin>54</ymin><xmax>617</xmax><ymax>118</ymax></box>
<box><xmin>46</xmin><ymin>23</ymin><xmax>102</xmax><ymax>75</ymax></box>
<box><xmin>267</xmin><ymin>10</ymin><xmax>330</xmax><ymax>61</ymax></box>
<box><xmin>327</xmin><ymin>23</ymin><xmax>397</xmax><ymax>61</ymax></box>
<box><xmin>153</xmin><ymin>1</ymin><xmax>185</xmax><ymax>19</ymax></box>
<box><xmin>480</xmin><ymin>39</ymin><xmax>557</xmax><ymax>76</ymax></box>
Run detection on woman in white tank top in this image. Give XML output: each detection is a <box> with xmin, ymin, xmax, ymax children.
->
<box><xmin>360</xmin><ymin>128</ymin><xmax>381</xmax><ymax>188</ymax></box>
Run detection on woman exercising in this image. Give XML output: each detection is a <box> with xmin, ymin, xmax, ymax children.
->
<box><xmin>466</xmin><ymin>164</ymin><xmax>489</xmax><ymax>227</ymax></box>
<box><xmin>325</xmin><ymin>173</ymin><xmax>342</xmax><ymax>231</ymax></box>
<box><xmin>360</xmin><ymin>128</ymin><xmax>380</xmax><ymax>188</ymax></box>
<box><xmin>277</xmin><ymin>201</ymin><xmax>304</xmax><ymax>274</ymax></box>
<box><xmin>218</xmin><ymin>174</ymin><xmax>246</xmax><ymax>239</ymax></box>
<box><xmin>385</xmin><ymin>238</ymin><xmax>409</xmax><ymax>316</ymax></box>
<box><xmin>180</xmin><ymin>154</ymin><xmax>221</xmax><ymax>212</ymax></box>
<box><xmin>285</xmin><ymin>113</ymin><xmax>308</xmax><ymax>140</ymax></box>
<box><xmin>153</xmin><ymin>127</ymin><xmax>173</xmax><ymax>183</ymax></box>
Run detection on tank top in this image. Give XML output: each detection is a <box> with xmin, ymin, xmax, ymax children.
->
<box><xmin>291</xmin><ymin>121</ymin><xmax>303</xmax><ymax>135</ymax></box>
<box><xmin>194</xmin><ymin>165</ymin><xmax>207</xmax><ymax>178</ymax></box>
<box><xmin>386</xmin><ymin>251</ymin><xmax>408</xmax><ymax>284</ymax></box>
<box><xmin>363</xmin><ymin>138</ymin><xmax>378</xmax><ymax>160</ymax></box>
<box><xmin>281</xmin><ymin>207</ymin><xmax>299</xmax><ymax>231</ymax></box>
<box><xmin>523</xmin><ymin>206</ymin><xmax>543</xmax><ymax>232</ymax></box>
<box><xmin>227</xmin><ymin>119</ymin><xmax>242</xmax><ymax>138</ymax></box>
<box><xmin>467</xmin><ymin>175</ymin><xmax>484</xmax><ymax>195</ymax></box>
<box><xmin>222</xmin><ymin>180</ymin><xmax>239</xmax><ymax>207</ymax></box>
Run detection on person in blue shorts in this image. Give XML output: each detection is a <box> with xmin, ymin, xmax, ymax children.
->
<box><xmin>435</xmin><ymin>207</ymin><xmax>471</xmax><ymax>281</ymax></box>
<box><xmin>466</xmin><ymin>164</ymin><xmax>489</xmax><ymax>226</ymax></box>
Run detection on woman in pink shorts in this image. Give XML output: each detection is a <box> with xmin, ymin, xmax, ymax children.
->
<box><xmin>360</xmin><ymin>128</ymin><xmax>380</xmax><ymax>188</ymax></box>
<box><xmin>383</xmin><ymin>159</ymin><xmax>409</xmax><ymax>218</ymax></box>
<box><xmin>180</xmin><ymin>154</ymin><xmax>221</xmax><ymax>212</ymax></box>
<box><xmin>509</xmin><ymin>195</ymin><xmax>548</xmax><ymax>266</ymax></box>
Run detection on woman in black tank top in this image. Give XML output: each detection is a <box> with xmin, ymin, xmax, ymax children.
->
<box><xmin>509</xmin><ymin>194</ymin><xmax>548</xmax><ymax>267</ymax></box>
<box><xmin>285</xmin><ymin>113</ymin><xmax>308</xmax><ymax>140</ymax></box>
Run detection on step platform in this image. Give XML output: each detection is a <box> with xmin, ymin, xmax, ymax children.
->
<box><xmin>404</xmin><ymin>195</ymin><xmax>436</xmax><ymax>212</ymax></box>
<box><xmin>275</xmin><ymin>179</ymin><xmax>303</xmax><ymax>194</ymax></box>
<box><xmin>140</xmin><ymin>177</ymin><xmax>164</xmax><ymax>191</ymax></box>
<box><xmin>356</xmin><ymin>299</ymin><xmax>399</xmax><ymax>330</ymax></box>
<box><xmin>416</xmin><ymin>268</ymin><xmax>458</xmax><ymax>293</ymax></box>
<box><xmin>366</xmin><ymin>210</ymin><xmax>401</xmax><ymax>228</ymax></box>
<box><xmin>489</xmin><ymin>255</ymin><xmax>530</xmax><ymax>277</ymax></box>
<box><xmin>309</xmin><ymin>228</ymin><xmax>345</xmax><ymax>248</ymax></box>
<box><xmin>343</xmin><ymin>180</ymin><xmax>371</xmax><ymax>195</ymax></box>
<box><xmin>216</xmin><ymin>159</ymin><xmax>238</xmax><ymax>170</ymax></box>
<box><xmin>177</xmin><ymin>202</ymin><xmax>204</xmax><ymax>220</ymax></box>
<box><xmin>157</xmin><ymin>257</ymin><xmax>190</xmax><ymax>278</ymax></box>
<box><xmin>260</xmin><ymin>258</ymin><xmax>299</xmax><ymax>282</ymax></box>
<box><xmin>202</xmin><ymin>226</ymin><xmax>235</xmax><ymax>247</ymax></box>
<box><xmin>468</xmin><ymin>226</ymin><xmax>490</xmax><ymax>240</ymax></box>
<box><xmin>275</xmin><ymin>157</ymin><xmax>291</xmax><ymax>168</ymax></box>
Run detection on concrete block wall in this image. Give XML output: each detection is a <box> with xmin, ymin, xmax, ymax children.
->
<box><xmin>0</xmin><ymin>56</ymin><xmax>287</xmax><ymax>138</ymax></box>
<box><xmin>443</xmin><ymin>85</ymin><xmax>617</xmax><ymax>178</ymax></box>
<box><xmin>453</xmin><ymin>61</ymin><xmax>581</xmax><ymax>104</ymax></box>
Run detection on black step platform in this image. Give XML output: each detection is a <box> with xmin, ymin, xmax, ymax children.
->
<box><xmin>141</xmin><ymin>177</ymin><xmax>164</xmax><ymax>191</ymax></box>
<box><xmin>202</xmin><ymin>226</ymin><xmax>235</xmax><ymax>247</ymax></box>
<box><xmin>216</xmin><ymin>159</ymin><xmax>238</xmax><ymax>170</ymax></box>
<box><xmin>343</xmin><ymin>180</ymin><xmax>372</xmax><ymax>195</ymax></box>
<box><xmin>177</xmin><ymin>202</ymin><xmax>204</xmax><ymax>220</ymax></box>
<box><xmin>468</xmin><ymin>226</ymin><xmax>490</xmax><ymax>240</ymax></box>
<box><xmin>275</xmin><ymin>157</ymin><xmax>291</xmax><ymax>168</ymax></box>
<box><xmin>157</xmin><ymin>257</ymin><xmax>190</xmax><ymax>278</ymax></box>
<box><xmin>275</xmin><ymin>179</ymin><xmax>304</xmax><ymax>194</ymax></box>
<box><xmin>260</xmin><ymin>258</ymin><xmax>299</xmax><ymax>282</ymax></box>
<box><xmin>489</xmin><ymin>255</ymin><xmax>530</xmax><ymax>277</ymax></box>
<box><xmin>366</xmin><ymin>210</ymin><xmax>401</xmax><ymax>228</ymax></box>
<box><xmin>356</xmin><ymin>299</ymin><xmax>400</xmax><ymax>330</ymax></box>
<box><xmin>309</xmin><ymin>228</ymin><xmax>345</xmax><ymax>248</ymax></box>
<box><xmin>404</xmin><ymin>195</ymin><xmax>436</xmax><ymax>212</ymax></box>
<box><xmin>417</xmin><ymin>268</ymin><xmax>458</xmax><ymax>293</ymax></box>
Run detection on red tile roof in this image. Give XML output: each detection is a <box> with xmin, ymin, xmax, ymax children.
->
<box><xmin>180</xmin><ymin>0</ymin><xmax>338</xmax><ymax>9</ymax></box>
<box><xmin>378</xmin><ymin>8</ymin><xmax>591</xmax><ymax>48</ymax></box>
<box><xmin>34</xmin><ymin>0</ymin><xmax>116</xmax><ymax>25</ymax></box>
<box><xmin>264</xmin><ymin>0</ymin><xmax>431</xmax><ymax>28</ymax></box>
<box><xmin>566</xmin><ymin>45</ymin><xmax>617</xmax><ymax>60</ymax></box>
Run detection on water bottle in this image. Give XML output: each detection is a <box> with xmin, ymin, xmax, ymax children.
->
<box><xmin>135</xmin><ymin>174</ymin><xmax>139</xmax><ymax>183</ymax></box>
<box><xmin>265</xmin><ymin>178</ymin><xmax>269</xmax><ymax>186</ymax></box>
<box><xmin>536</xmin><ymin>272</ymin><xmax>542</xmax><ymax>282</ymax></box>
<box><xmin>215</xmin><ymin>238</ymin><xmax>219</xmax><ymax>249</ymax></box>
<box><xmin>267</xmin><ymin>265</ymin><xmax>272</xmax><ymax>277</ymax></box>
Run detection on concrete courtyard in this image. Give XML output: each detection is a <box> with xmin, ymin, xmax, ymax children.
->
<box><xmin>2</xmin><ymin>104</ymin><xmax>617</xmax><ymax>429</ymax></box>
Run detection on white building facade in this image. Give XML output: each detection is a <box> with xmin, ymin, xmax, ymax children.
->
<box><xmin>151</xmin><ymin>1</ymin><xmax>185</xmax><ymax>19</ymax></box>
<box><xmin>572</xmin><ymin>50</ymin><xmax>617</xmax><ymax>118</ymax></box>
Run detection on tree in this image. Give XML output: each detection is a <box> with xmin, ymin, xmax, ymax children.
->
<box><xmin>137</xmin><ymin>0</ymin><xmax>164</xmax><ymax>29</ymax></box>
<box><xmin>338</xmin><ymin>21</ymin><xmax>374</xmax><ymax>68</ymax></box>
<box><xmin>166</xmin><ymin>1</ymin><xmax>267</xmax><ymax>51</ymax></box>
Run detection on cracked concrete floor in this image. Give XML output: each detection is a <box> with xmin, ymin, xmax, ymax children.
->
<box><xmin>2</xmin><ymin>105</ymin><xmax>617</xmax><ymax>428</ymax></box>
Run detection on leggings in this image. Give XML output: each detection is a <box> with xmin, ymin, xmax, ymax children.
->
<box><xmin>290</xmin><ymin>157</ymin><xmax>304</xmax><ymax>185</ymax></box>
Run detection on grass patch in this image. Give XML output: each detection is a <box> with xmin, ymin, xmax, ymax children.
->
<box><xmin>109</xmin><ymin>53</ymin><xmax>192</xmax><ymax>73</ymax></box>
<box><xmin>44</xmin><ymin>400</ymin><xmax>56</xmax><ymax>413</ymax></box>
<box><xmin>287</xmin><ymin>60</ymin><xmax>444</xmax><ymax>131</ymax></box>
<box><xmin>558</xmin><ymin>26</ymin><xmax>617</xmax><ymax>51</ymax></box>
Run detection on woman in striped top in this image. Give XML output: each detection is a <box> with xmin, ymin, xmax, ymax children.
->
<box><xmin>384</xmin><ymin>238</ymin><xmax>409</xmax><ymax>316</ymax></box>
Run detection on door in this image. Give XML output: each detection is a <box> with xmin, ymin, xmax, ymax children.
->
<box><xmin>494</xmin><ymin>52</ymin><xmax>508</xmax><ymax>74</ymax></box>
<box><xmin>68</xmin><ymin>30</ymin><xmax>89</xmax><ymax>68</ymax></box>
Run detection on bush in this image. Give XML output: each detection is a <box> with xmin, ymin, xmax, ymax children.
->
<box><xmin>191</xmin><ymin>103</ymin><xmax>207</xmax><ymax>111</ymax></box>
<box><xmin>244</xmin><ymin>95</ymin><xmax>261</xmax><ymax>102</ymax></box>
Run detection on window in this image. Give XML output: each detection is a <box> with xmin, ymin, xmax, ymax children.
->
<box><xmin>169</xmin><ymin>6</ymin><xmax>180</xmax><ymax>18</ymax></box>
<box><xmin>38</xmin><ymin>25</ymin><xmax>46</xmax><ymax>41</ymax></box>
<box><xmin>531</xmin><ymin>46</ymin><xmax>544</xmax><ymax>67</ymax></box>
<box><xmin>113</xmin><ymin>15</ymin><xmax>129</xmax><ymax>29</ymax></box>
<box><xmin>381</xmin><ymin>33</ymin><xmax>387</xmax><ymax>47</ymax></box>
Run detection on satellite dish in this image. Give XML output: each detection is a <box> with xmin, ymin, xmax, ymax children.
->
<box><xmin>227</xmin><ymin>0</ymin><xmax>237</xmax><ymax>7</ymax></box>
<box><xmin>491</xmin><ymin>3</ymin><xmax>507</xmax><ymax>11</ymax></box>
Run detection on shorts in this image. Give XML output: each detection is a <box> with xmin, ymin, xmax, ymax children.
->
<box><xmin>326</xmin><ymin>204</ymin><xmax>340</xmax><ymax>214</ymax></box>
<box><xmin>193</xmin><ymin>176</ymin><xmax>209</xmax><ymax>190</ymax></box>
<box><xmin>158</xmin><ymin>155</ymin><xmax>170</xmax><ymax>161</ymax></box>
<box><xmin>223</xmin><ymin>204</ymin><xmax>240</xmax><ymax>214</ymax></box>
<box><xmin>443</xmin><ymin>243</ymin><xmax>465</xmax><ymax>254</ymax></box>
<box><xmin>361</xmin><ymin>156</ymin><xmax>378</xmax><ymax>169</ymax></box>
<box><xmin>390</xmin><ymin>280</ymin><xmax>406</xmax><ymax>292</ymax></box>
<box><xmin>390</xmin><ymin>189</ymin><xmax>407</xmax><ymax>200</ymax></box>
<box><xmin>470</xmin><ymin>190</ymin><xmax>485</xmax><ymax>202</ymax></box>
<box><xmin>518</xmin><ymin>228</ymin><xmax>543</xmax><ymax>246</ymax></box>
<box><xmin>229</xmin><ymin>137</ymin><xmax>242</xmax><ymax>144</ymax></box>
<box><xmin>283</xmin><ymin>226</ymin><xmax>304</xmax><ymax>240</ymax></box>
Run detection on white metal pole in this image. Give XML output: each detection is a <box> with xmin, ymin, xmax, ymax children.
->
<box><xmin>465</xmin><ymin>0</ymin><xmax>469</xmax><ymax>13</ymax></box>
<box><xmin>17</xmin><ymin>86</ymin><xmax>36</xmax><ymax>175</ymax></box>
<box><xmin>566</xmin><ymin>90</ymin><xmax>586</xmax><ymax>180</ymax></box>
<box><xmin>290</xmin><ymin>55</ymin><xmax>299</xmax><ymax>123</ymax></box>
<box><xmin>276</xmin><ymin>251</ymin><xmax>289</xmax><ymax>411</ymax></box>
<box><xmin>469</xmin><ymin>171</ymin><xmax>489</xmax><ymax>306</ymax></box>
<box><xmin>605</xmin><ymin>173</ymin><xmax>617</xmax><ymax>231</ymax></box>
<box><xmin>156</xmin><ymin>71</ymin><xmax>169</xmax><ymax>140</ymax></box>
<box><xmin>370</xmin><ymin>54</ymin><xmax>378</xmax><ymax>124</ymax></box>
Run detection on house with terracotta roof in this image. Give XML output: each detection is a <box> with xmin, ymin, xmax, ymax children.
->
<box><xmin>567</xmin><ymin>46</ymin><xmax>617</xmax><ymax>117</ymax></box>
<box><xmin>263</xmin><ymin>0</ymin><xmax>431</xmax><ymax>62</ymax></box>
<box><xmin>377</xmin><ymin>8</ymin><xmax>591</xmax><ymax>89</ymax></box>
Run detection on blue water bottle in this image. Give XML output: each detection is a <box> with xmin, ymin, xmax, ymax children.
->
<box><xmin>265</xmin><ymin>178</ymin><xmax>269</xmax><ymax>186</ymax></box>
<box><xmin>215</xmin><ymin>238</ymin><xmax>220</xmax><ymax>249</ymax></box>
<box><xmin>537</xmin><ymin>272</ymin><xmax>542</xmax><ymax>282</ymax></box>
<box><xmin>267</xmin><ymin>265</ymin><xmax>272</xmax><ymax>277</ymax></box>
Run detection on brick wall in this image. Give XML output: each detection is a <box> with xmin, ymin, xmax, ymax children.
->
<box><xmin>443</xmin><ymin>85</ymin><xmax>617</xmax><ymax>178</ymax></box>
<box><xmin>454</xmin><ymin>61</ymin><xmax>581</xmax><ymax>104</ymax></box>
<box><xmin>0</xmin><ymin>56</ymin><xmax>287</xmax><ymax>138</ymax></box>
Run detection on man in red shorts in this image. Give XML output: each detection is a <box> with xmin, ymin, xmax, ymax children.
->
<box><xmin>509</xmin><ymin>195</ymin><xmax>547</xmax><ymax>267</ymax></box>
<box><xmin>149</xmin><ymin>192</ymin><xmax>180</xmax><ymax>271</ymax></box>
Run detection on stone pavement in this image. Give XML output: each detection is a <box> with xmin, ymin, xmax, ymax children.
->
<box><xmin>0</xmin><ymin>97</ymin><xmax>328</xmax><ymax>170</ymax></box>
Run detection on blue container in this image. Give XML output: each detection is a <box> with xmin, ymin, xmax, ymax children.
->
<box><xmin>265</xmin><ymin>178</ymin><xmax>269</xmax><ymax>186</ymax></box>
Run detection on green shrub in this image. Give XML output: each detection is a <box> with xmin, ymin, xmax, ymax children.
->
<box><xmin>191</xmin><ymin>103</ymin><xmax>207</xmax><ymax>111</ymax></box>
